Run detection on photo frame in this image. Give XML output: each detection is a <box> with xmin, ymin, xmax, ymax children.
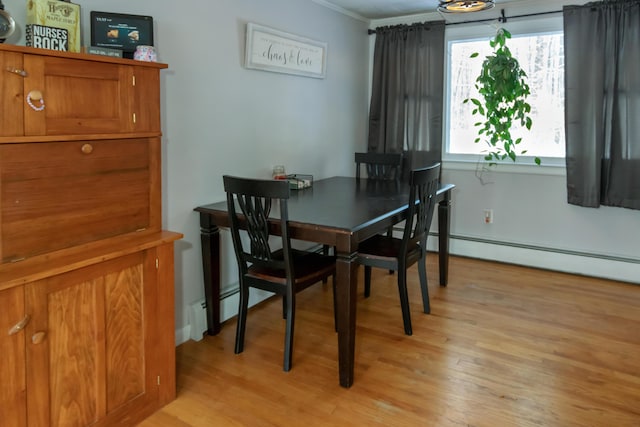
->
<box><xmin>245</xmin><ymin>23</ymin><xmax>327</xmax><ymax>79</ymax></box>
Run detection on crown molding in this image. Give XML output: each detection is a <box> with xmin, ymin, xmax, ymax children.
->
<box><xmin>310</xmin><ymin>0</ymin><xmax>371</xmax><ymax>23</ymax></box>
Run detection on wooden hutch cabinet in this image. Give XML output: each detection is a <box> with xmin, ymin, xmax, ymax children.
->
<box><xmin>0</xmin><ymin>45</ymin><xmax>181</xmax><ymax>427</ymax></box>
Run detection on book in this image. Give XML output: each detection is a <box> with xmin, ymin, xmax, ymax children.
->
<box><xmin>26</xmin><ymin>0</ymin><xmax>80</xmax><ymax>52</ymax></box>
<box><xmin>26</xmin><ymin>24</ymin><xmax>68</xmax><ymax>51</ymax></box>
<box><xmin>86</xmin><ymin>45</ymin><xmax>123</xmax><ymax>58</ymax></box>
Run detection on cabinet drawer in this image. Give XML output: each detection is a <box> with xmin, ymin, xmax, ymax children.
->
<box><xmin>0</xmin><ymin>139</ymin><xmax>156</xmax><ymax>262</ymax></box>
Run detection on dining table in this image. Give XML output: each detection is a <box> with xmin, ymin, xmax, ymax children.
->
<box><xmin>194</xmin><ymin>176</ymin><xmax>455</xmax><ymax>388</ymax></box>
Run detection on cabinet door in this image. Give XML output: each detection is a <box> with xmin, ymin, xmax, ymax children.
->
<box><xmin>0</xmin><ymin>51</ymin><xmax>25</xmax><ymax>136</ymax></box>
<box><xmin>23</xmin><ymin>55</ymin><xmax>135</xmax><ymax>136</ymax></box>
<box><xmin>0</xmin><ymin>286</ymin><xmax>27</xmax><ymax>427</ymax></box>
<box><xmin>25</xmin><ymin>251</ymin><xmax>159</xmax><ymax>427</ymax></box>
<box><xmin>132</xmin><ymin>65</ymin><xmax>162</xmax><ymax>133</ymax></box>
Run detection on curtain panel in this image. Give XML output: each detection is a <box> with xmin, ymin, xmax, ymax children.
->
<box><xmin>563</xmin><ymin>0</ymin><xmax>640</xmax><ymax>210</ymax></box>
<box><xmin>367</xmin><ymin>21</ymin><xmax>445</xmax><ymax>180</ymax></box>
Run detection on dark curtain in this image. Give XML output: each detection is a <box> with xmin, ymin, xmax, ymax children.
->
<box><xmin>367</xmin><ymin>21</ymin><xmax>445</xmax><ymax>180</ymax></box>
<box><xmin>564</xmin><ymin>0</ymin><xmax>640</xmax><ymax>210</ymax></box>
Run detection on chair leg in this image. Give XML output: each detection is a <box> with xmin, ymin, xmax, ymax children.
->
<box><xmin>234</xmin><ymin>282</ymin><xmax>249</xmax><ymax>354</ymax></box>
<box><xmin>283</xmin><ymin>291</ymin><xmax>295</xmax><ymax>371</ymax></box>
<box><xmin>418</xmin><ymin>255</ymin><xmax>431</xmax><ymax>314</ymax></box>
<box><xmin>387</xmin><ymin>227</ymin><xmax>395</xmax><ymax>275</ymax></box>
<box><xmin>282</xmin><ymin>296</ymin><xmax>287</xmax><ymax>319</ymax></box>
<box><xmin>332</xmin><ymin>274</ymin><xmax>338</xmax><ymax>332</ymax></box>
<box><xmin>364</xmin><ymin>265</ymin><xmax>372</xmax><ymax>298</ymax></box>
<box><xmin>322</xmin><ymin>245</ymin><xmax>330</xmax><ymax>283</ymax></box>
<box><xmin>397</xmin><ymin>268</ymin><xmax>413</xmax><ymax>336</ymax></box>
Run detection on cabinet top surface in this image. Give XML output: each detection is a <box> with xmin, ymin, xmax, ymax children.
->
<box><xmin>0</xmin><ymin>43</ymin><xmax>168</xmax><ymax>69</ymax></box>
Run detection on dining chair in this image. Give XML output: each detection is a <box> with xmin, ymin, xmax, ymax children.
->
<box><xmin>354</xmin><ymin>152</ymin><xmax>403</xmax><ymax>180</ymax></box>
<box><xmin>353</xmin><ymin>151</ymin><xmax>404</xmax><ymax>275</ymax></box>
<box><xmin>356</xmin><ymin>163</ymin><xmax>441</xmax><ymax>336</ymax></box>
<box><xmin>223</xmin><ymin>175</ymin><xmax>336</xmax><ymax>371</ymax></box>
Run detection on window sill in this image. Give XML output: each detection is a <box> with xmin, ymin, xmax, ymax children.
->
<box><xmin>442</xmin><ymin>156</ymin><xmax>566</xmax><ymax>176</ymax></box>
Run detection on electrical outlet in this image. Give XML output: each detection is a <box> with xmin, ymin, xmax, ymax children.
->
<box><xmin>484</xmin><ymin>209</ymin><xmax>493</xmax><ymax>224</ymax></box>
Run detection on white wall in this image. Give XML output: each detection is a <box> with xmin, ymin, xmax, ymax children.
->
<box><xmin>372</xmin><ymin>0</ymin><xmax>640</xmax><ymax>284</ymax></box>
<box><xmin>5</xmin><ymin>0</ymin><xmax>371</xmax><ymax>344</ymax></box>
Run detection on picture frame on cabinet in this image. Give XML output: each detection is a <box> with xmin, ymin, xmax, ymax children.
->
<box><xmin>244</xmin><ymin>22</ymin><xmax>327</xmax><ymax>79</ymax></box>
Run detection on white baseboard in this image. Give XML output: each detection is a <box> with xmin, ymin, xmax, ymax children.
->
<box><xmin>430</xmin><ymin>234</ymin><xmax>639</xmax><ymax>284</ymax></box>
<box><xmin>176</xmin><ymin>286</ymin><xmax>273</xmax><ymax>346</ymax></box>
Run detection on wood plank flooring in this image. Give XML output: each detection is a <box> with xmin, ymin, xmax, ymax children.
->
<box><xmin>139</xmin><ymin>256</ymin><xmax>640</xmax><ymax>426</ymax></box>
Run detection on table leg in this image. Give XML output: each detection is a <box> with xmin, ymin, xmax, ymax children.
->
<box><xmin>199</xmin><ymin>213</ymin><xmax>221</xmax><ymax>335</ymax></box>
<box><xmin>334</xmin><ymin>247</ymin><xmax>359</xmax><ymax>388</ymax></box>
<box><xmin>438</xmin><ymin>196</ymin><xmax>452</xmax><ymax>286</ymax></box>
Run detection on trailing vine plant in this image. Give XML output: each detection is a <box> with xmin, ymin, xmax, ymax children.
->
<box><xmin>464</xmin><ymin>28</ymin><xmax>540</xmax><ymax>165</ymax></box>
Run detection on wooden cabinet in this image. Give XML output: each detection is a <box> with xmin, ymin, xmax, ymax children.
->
<box><xmin>0</xmin><ymin>45</ymin><xmax>181</xmax><ymax>427</ymax></box>
<box><xmin>0</xmin><ymin>286</ymin><xmax>27</xmax><ymax>427</ymax></box>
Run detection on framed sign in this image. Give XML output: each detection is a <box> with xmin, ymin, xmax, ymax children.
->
<box><xmin>245</xmin><ymin>23</ymin><xmax>327</xmax><ymax>79</ymax></box>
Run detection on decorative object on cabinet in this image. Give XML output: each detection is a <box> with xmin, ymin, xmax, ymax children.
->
<box><xmin>86</xmin><ymin>45</ymin><xmax>123</xmax><ymax>57</ymax></box>
<box><xmin>26</xmin><ymin>24</ymin><xmax>69</xmax><ymax>51</ymax></box>
<box><xmin>26</xmin><ymin>0</ymin><xmax>81</xmax><ymax>52</ymax></box>
<box><xmin>0</xmin><ymin>0</ymin><xmax>15</xmax><ymax>42</ymax></box>
<box><xmin>245</xmin><ymin>22</ymin><xmax>327</xmax><ymax>79</ymax></box>
<box><xmin>134</xmin><ymin>44</ymin><xmax>157</xmax><ymax>62</ymax></box>
<box><xmin>0</xmin><ymin>44</ymin><xmax>181</xmax><ymax>427</ymax></box>
<box><xmin>90</xmin><ymin>11</ymin><xmax>154</xmax><ymax>59</ymax></box>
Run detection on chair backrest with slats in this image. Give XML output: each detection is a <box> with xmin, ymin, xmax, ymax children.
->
<box><xmin>354</xmin><ymin>152</ymin><xmax>403</xmax><ymax>180</ymax></box>
<box><xmin>223</xmin><ymin>175</ymin><xmax>293</xmax><ymax>279</ymax></box>
<box><xmin>401</xmin><ymin>163</ymin><xmax>441</xmax><ymax>256</ymax></box>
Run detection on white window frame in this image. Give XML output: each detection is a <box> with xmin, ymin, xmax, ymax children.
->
<box><xmin>443</xmin><ymin>15</ymin><xmax>566</xmax><ymax>170</ymax></box>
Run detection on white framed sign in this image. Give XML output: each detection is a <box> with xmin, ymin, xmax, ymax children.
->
<box><xmin>245</xmin><ymin>23</ymin><xmax>327</xmax><ymax>79</ymax></box>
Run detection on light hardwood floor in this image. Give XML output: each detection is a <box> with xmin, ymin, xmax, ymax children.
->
<box><xmin>139</xmin><ymin>256</ymin><xmax>640</xmax><ymax>426</ymax></box>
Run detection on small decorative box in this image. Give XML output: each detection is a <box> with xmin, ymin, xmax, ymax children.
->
<box><xmin>287</xmin><ymin>174</ymin><xmax>313</xmax><ymax>190</ymax></box>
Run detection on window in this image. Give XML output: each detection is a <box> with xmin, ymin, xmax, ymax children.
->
<box><xmin>444</xmin><ymin>18</ymin><xmax>565</xmax><ymax>164</ymax></box>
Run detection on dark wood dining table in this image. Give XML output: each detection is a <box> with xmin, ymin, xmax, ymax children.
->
<box><xmin>194</xmin><ymin>176</ymin><xmax>455</xmax><ymax>388</ymax></box>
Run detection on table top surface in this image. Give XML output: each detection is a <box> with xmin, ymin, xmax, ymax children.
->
<box><xmin>195</xmin><ymin>176</ymin><xmax>454</xmax><ymax>234</ymax></box>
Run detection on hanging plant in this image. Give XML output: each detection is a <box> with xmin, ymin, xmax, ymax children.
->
<box><xmin>464</xmin><ymin>28</ymin><xmax>539</xmax><ymax>165</ymax></box>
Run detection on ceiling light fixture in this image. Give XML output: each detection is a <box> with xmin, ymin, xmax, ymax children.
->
<box><xmin>437</xmin><ymin>0</ymin><xmax>495</xmax><ymax>13</ymax></box>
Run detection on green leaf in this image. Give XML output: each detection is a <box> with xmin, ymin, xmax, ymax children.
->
<box><xmin>470</xmin><ymin>52</ymin><xmax>479</xmax><ymax>58</ymax></box>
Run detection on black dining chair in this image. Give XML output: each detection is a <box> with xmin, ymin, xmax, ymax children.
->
<box><xmin>356</xmin><ymin>163</ymin><xmax>441</xmax><ymax>336</ymax></box>
<box><xmin>355</xmin><ymin>152</ymin><xmax>403</xmax><ymax>180</ymax></box>
<box><xmin>353</xmin><ymin>151</ymin><xmax>404</xmax><ymax>275</ymax></box>
<box><xmin>223</xmin><ymin>175</ymin><xmax>336</xmax><ymax>371</ymax></box>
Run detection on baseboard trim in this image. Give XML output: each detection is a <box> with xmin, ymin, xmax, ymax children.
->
<box><xmin>178</xmin><ymin>284</ymin><xmax>273</xmax><ymax>346</ymax></box>
<box><xmin>428</xmin><ymin>232</ymin><xmax>639</xmax><ymax>284</ymax></box>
